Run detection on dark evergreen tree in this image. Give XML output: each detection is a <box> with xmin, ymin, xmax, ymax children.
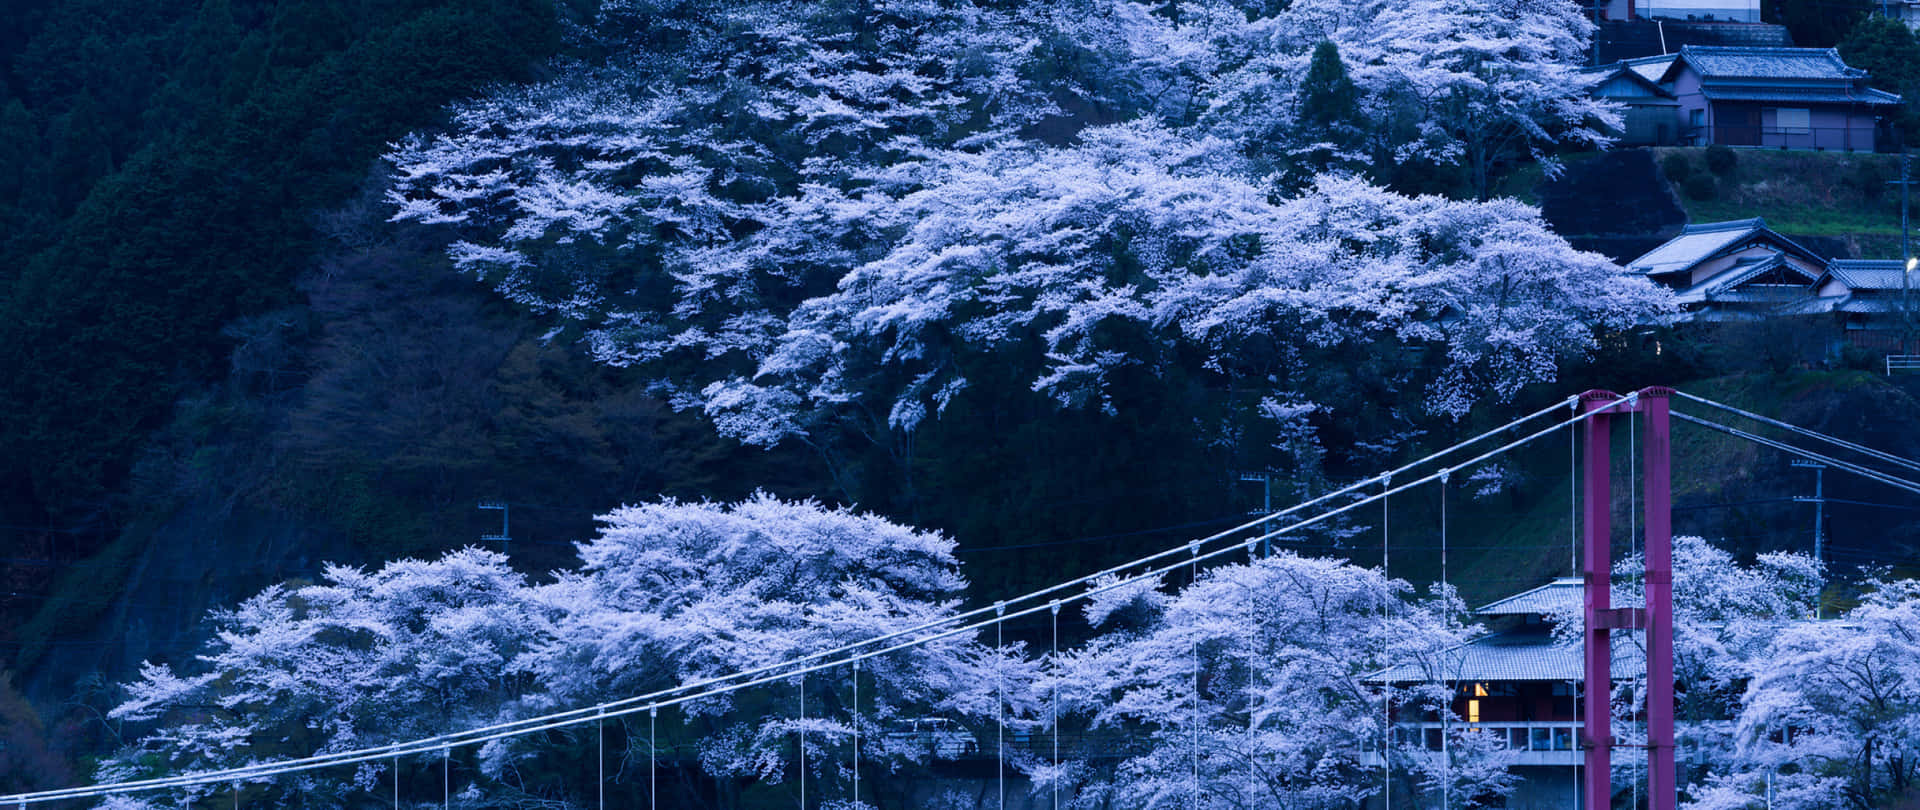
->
<box><xmin>1840</xmin><ymin>14</ymin><xmax>1920</xmax><ymax>147</ymax></box>
<box><xmin>1287</xmin><ymin>40</ymin><xmax>1368</xmax><ymax>186</ymax></box>
<box><xmin>1765</xmin><ymin>0</ymin><xmax>1871</xmax><ymax>48</ymax></box>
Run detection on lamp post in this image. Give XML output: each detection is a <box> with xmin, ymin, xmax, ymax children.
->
<box><xmin>1907</xmin><ymin>256</ymin><xmax>1917</xmax><ymax>353</ymax></box>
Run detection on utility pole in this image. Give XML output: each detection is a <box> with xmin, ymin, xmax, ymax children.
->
<box><xmin>1791</xmin><ymin>460</ymin><xmax>1827</xmax><ymax>618</ymax></box>
<box><xmin>1887</xmin><ymin>150</ymin><xmax>1915</xmax><ymax>349</ymax></box>
<box><xmin>478</xmin><ymin>500</ymin><xmax>511</xmax><ymax>556</ymax></box>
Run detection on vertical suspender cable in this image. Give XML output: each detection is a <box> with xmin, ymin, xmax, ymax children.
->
<box><xmin>1628</xmin><ymin>406</ymin><xmax>1640</xmax><ymax>810</ymax></box>
<box><xmin>649</xmin><ymin>705</ymin><xmax>659</xmax><ymax>810</ymax></box>
<box><xmin>1382</xmin><ymin>472</ymin><xmax>1392</xmax><ymax>810</ymax></box>
<box><xmin>799</xmin><ymin>674</ymin><xmax>806</xmax><ymax>810</ymax></box>
<box><xmin>995</xmin><ymin>601</ymin><xmax>1006</xmax><ymax>810</ymax></box>
<box><xmin>1440</xmin><ymin>468</ymin><xmax>1450</xmax><ymax>607</ymax></box>
<box><xmin>1440</xmin><ymin>467</ymin><xmax>1451</xmax><ymax>810</ymax></box>
<box><xmin>1191</xmin><ymin>541</ymin><xmax>1201</xmax><ymax>806</ymax></box>
<box><xmin>1570</xmin><ymin>396</ymin><xmax>1581</xmax><ymax>810</ymax></box>
<box><xmin>1051</xmin><ymin>599</ymin><xmax>1062</xmax><ymax>810</ymax></box>
<box><xmin>853</xmin><ymin>658</ymin><xmax>862</xmax><ymax>807</ymax></box>
<box><xmin>1247</xmin><ymin>540</ymin><xmax>1259</xmax><ymax>809</ymax></box>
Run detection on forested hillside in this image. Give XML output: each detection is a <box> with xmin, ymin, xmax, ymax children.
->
<box><xmin>8</xmin><ymin>0</ymin><xmax>1920</xmax><ymax>803</ymax></box>
<box><xmin>0</xmin><ymin>0</ymin><xmax>563</xmax><ymax>638</ymax></box>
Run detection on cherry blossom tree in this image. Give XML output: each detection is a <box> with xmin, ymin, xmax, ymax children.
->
<box><xmin>1688</xmin><ymin>576</ymin><xmax>1920</xmax><ymax>810</ymax></box>
<box><xmin>96</xmin><ymin>496</ymin><xmax>1020</xmax><ymax>809</ymax></box>
<box><xmin>1043</xmin><ymin>552</ymin><xmax>1510</xmax><ymax>809</ymax></box>
<box><xmin>98</xmin><ymin>548</ymin><xmax>546</xmax><ymax>804</ymax></box>
<box><xmin>1345</xmin><ymin>0</ymin><xmax>1617</xmax><ymax>199</ymax></box>
<box><xmin>385</xmin><ymin>0</ymin><xmax>1665</xmax><ymax>496</ymax></box>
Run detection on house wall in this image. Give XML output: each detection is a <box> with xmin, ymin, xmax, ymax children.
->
<box><xmin>1664</xmin><ymin>64</ymin><xmax>1882</xmax><ymax>150</ymax></box>
<box><xmin>1603</xmin><ymin>0</ymin><xmax>1634</xmax><ymax>19</ymax></box>
<box><xmin>1507</xmin><ymin>767</ymin><xmax>1581</xmax><ymax>810</ymax></box>
<box><xmin>1754</xmin><ymin>105</ymin><xmax>1878</xmax><ymax>150</ymax></box>
<box><xmin>1671</xmin><ymin>67</ymin><xmax>1710</xmax><ymax>144</ymax></box>
<box><xmin>1896</xmin><ymin>2</ymin><xmax>1920</xmax><ymax>31</ymax></box>
<box><xmin>1596</xmin><ymin>73</ymin><xmax>1681</xmax><ymax>144</ymax></box>
<box><xmin>1640</xmin><ymin>0</ymin><xmax>1760</xmax><ymax>21</ymax></box>
<box><xmin>1623</xmin><ymin>103</ymin><xmax>1682</xmax><ymax>145</ymax></box>
<box><xmin>1684</xmin><ymin>243</ymin><xmax>1780</xmax><ymax>287</ymax></box>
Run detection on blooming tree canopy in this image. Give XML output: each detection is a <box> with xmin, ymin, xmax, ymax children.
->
<box><xmin>98</xmin><ymin>495</ymin><xmax>1015</xmax><ymax>808</ymax></box>
<box><xmin>384</xmin><ymin>0</ymin><xmax>1666</xmax><ymax>488</ymax></box>
<box><xmin>1045</xmin><ymin>552</ymin><xmax>1511</xmax><ymax>809</ymax></box>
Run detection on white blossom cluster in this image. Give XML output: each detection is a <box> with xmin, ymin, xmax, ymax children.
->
<box><xmin>384</xmin><ymin>0</ymin><xmax>1666</xmax><ymax>454</ymax></box>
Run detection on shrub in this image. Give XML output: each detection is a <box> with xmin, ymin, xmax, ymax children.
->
<box><xmin>1684</xmin><ymin>173</ymin><xmax>1718</xmax><ymax>200</ymax></box>
<box><xmin>1848</xmin><ymin>157</ymin><xmax>1893</xmax><ymax>201</ymax></box>
<box><xmin>1662</xmin><ymin>153</ymin><xmax>1693</xmax><ymax>183</ymax></box>
<box><xmin>1705</xmin><ymin>143</ymin><xmax>1737</xmax><ymax>176</ymax></box>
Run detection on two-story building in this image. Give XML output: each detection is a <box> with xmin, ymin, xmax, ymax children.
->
<box><xmin>1590</xmin><ymin>46</ymin><xmax>1901</xmax><ymax>150</ymax></box>
<box><xmin>1622</xmin><ymin>218</ymin><xmax>1919</xmax><ymax>351</ymax></box>
<box><xmin>1624</xmin><ymin>217</ymin><xmax>1829</xmax><ymax>319</ymax></box>
<box><xmin>1366</xmin><ymin>579</ymin><xmax>1644</xmax><ymax>810</ymax></box>
<box><xmin>1590</xmin><ymin>0</ymin><xmax>1761</xmax><ymax>22</ymax></box>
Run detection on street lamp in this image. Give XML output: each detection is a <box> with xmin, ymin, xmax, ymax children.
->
<box><xmin>1907</xmin><ymin>257</ymin><xmax>1918</xmax><ymax>351</ymax></box>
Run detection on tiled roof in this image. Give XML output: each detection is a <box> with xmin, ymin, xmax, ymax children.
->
<box><xmin>1679</xmin><ymin>46</ymin><xmax>1866</xmax><ymax>81</ymax></box>
<box><xmin>1827</xmin><ymin>259</ymin><xmax>1910</xmax><ymax>291</ymax></box>
<box><xmin>1582</xmin><ymin>56</ymin><xmax>1682</xmax><ymax>97</ymax></box>
<box><xmin>1475</xmin><ymin>578</ymin><xmax>1581</xmax><ymax>616</ymax></box>
<box><xmin>1700</xmin><ymin>86</ymin><xmax>1902</xmax><ymax>106</ymax></box>
<box><xmin>1625</xmin><ymin>55</ymin><xmax>1678</xmax><ymax>84</ymax></box>
<box><xmin>1835</xmin><ymin>297</ymin><xmax>1905</xmax><ymax>313</ymax></box>
<box><xmin>1672</xmin><ymin>254</ymin><xmax>1818</xmax><ymax>305</ymax></box>
<box><xmin>1627</xmin><ymin>218</ymin><xmax>1768</xmax><ymax>276</ymax></box>
<box><xmin>1367</xmin><ymin>630</ymin><xmax>1646</xmax><ymax>684</ymax></box>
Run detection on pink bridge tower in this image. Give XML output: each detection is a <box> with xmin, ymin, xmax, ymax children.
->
<box><xmin>1581</xmin><ymin>388</ymin><xmax>1675</xmax><ymax>810</ymax></box>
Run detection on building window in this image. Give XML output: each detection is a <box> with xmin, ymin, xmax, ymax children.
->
<box><xmin>1769</xmin><ymin>107</ymin><xmax>1811</xmax><ymax>134</ymax></box>
<box><xmin>1690</xmin><ymin>109</ymin><xmax>1705</xmax><ymax>129</ymax></box>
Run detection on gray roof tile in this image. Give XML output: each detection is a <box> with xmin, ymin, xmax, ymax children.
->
<box><xmin>1367</xmin><ymin>631</ymin><xmax>1646</xmax><ymax>684</ymax></box>
<box><xmin>1475</xmin><ymin>578</ymin><xmax>1581</xmax><ymax>616</ymax></box>
<box><xmin>1680</xmin><ymin>46</ymin><xmax>1866</xmax><ymax>81</ymax></box>
<box><xmin>1827</xmin><ymin>259</ymin><xmax>1910</xmax><ymax>291</ymax></box>
<box><xmin>1700</xmin><ymin>86</ymin><xmax>1902</xmax><ymax>105</ymax></box>
<box><xmin>1626</xmin><ymin>218</ymin><xmax>1768</xmax><ymax>276</ymax></box>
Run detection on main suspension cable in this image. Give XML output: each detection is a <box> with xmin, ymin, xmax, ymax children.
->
<box><xmin>1673</xmin><ymin>413</ymin><xmax>1920</xmax><ymax>497</ymax></box>
<box><xmin>1675</xmin><ymin>390</ymin><xmax>1920</xmax><ymax>475</ymax></box>
<box><xmin>7</xmin><ymin>395</ymin><xmax>1626</xmax><ymax>805</ymax></box>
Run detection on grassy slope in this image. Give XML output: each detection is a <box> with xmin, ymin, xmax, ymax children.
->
<box><xmin>1653</xmin><ymin>147</ymin><xmax>1908</xmax><ymax>257</ymax></box>
<box><xmin>1449</xmin><ymin>370</ymin><xmax>1920</xmax><ymax>608</ymax></box>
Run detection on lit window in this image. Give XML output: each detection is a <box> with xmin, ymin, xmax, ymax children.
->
<box><xmin>1467</xmin><ymin>700</ymin><xmax>1480</xmax><ymax>723</ymax></box>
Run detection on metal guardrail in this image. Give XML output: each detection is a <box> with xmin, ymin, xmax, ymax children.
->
<box><xmin>1887</xmin><ymin>354</ymin><xmax>1920</xmax><ymax>375</ymax></box>
<box><xmin>1684</xmin><ymin>124</ymin><xmax>1886</xmax><ymax>152</ymax></box>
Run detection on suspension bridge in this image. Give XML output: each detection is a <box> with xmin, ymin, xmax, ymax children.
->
<box><xmin>8</xmin><ymin>385</ymin><xmax>1920</xmax><ymax>810</ymax></box>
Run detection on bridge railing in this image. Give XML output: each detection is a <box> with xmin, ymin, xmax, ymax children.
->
<box><xmin>1359</xmin><ymin>722</ymin><xmax>1585</xmax><ymax>767</ymax></box>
